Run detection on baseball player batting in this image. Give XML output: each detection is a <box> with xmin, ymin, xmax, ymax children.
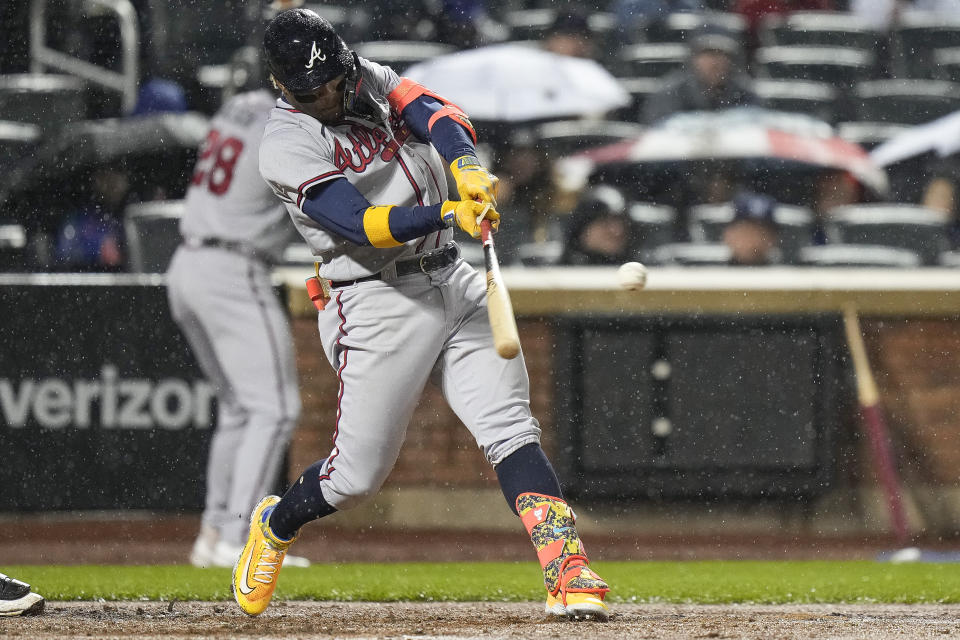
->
<box><xmin>166</xmin><ymin>88</ymin><xmax>308</xmax><ymax>569</ymax></box>
<box><xmin>232</xmin><ymin>9</ymin><xmax>610</xmax><ymax>620</ymax></box>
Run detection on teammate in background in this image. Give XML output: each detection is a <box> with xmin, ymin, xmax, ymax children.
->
<box><xmin>166</xmin><ymin>88</ymin><xmax>309</xmax><ymax>569</ymax></box>
<box><xmin>232</xmin><ymin>8</ymin><xmax>610</xmax><ymax>621</ymax></box>
<box><xmin>0</xmin><ymin>573</ymin><xmax>43</xmax><ymax>616</ymax></box>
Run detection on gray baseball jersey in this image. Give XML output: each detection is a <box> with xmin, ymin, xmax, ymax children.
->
<box><xmin>260</xmin><ymin>58</ymin><xmax>453</xmax><ymax>281</ymax></box>
<box><xmin>167</xmin><ymin>89</ymin><xmax>301</xmax><ymax>549</ymax></box>
<box><xmin>258</xmin><ymin>59</ymin><xmax>541</xmax><ymax>511</ymax></box>
<box><xmin>180</xmin><ymin>90</ymin><xmax>293</xmax><ymax>261</ymax></box>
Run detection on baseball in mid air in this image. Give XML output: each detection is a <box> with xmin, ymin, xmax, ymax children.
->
<box><xmin>617</xmin><ymin>261</ymin><xmax>648</xmax><ymax>290</ymax></box>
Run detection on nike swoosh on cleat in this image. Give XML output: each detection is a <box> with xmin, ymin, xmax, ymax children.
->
<box><xmin>237</xmin><ymin>548</ymin><xmax>256</xmax><ymax>595</ymax></box>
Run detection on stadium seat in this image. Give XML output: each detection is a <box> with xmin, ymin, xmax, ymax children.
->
<box><xmin>305</xmin><ymin>3</ymin><xmax>369</xmax><ymax>42</ymax></box>
<box><xmin>753</xmin><ymin>79</ymin><xmax>838</xmax><ymax>123</ymax></box>
<box><xmin>798</xmin><ymin>244</ymin><xmax>921</xmax><ymax>267</ymax></box>
<box><xmin>279</xmin><ymin>241</ymin><xmax>315</xmax><ymax>266</ymax></box>
<box><xmin>0</xmin><ymin>222</ymin><xmax>27</xmax><ymax>272</ymax></box>
<box><xmin>518</xmin><ymin>240</ymin><xmax>564</xmax><ymax>266</ymax></box>
<box><xmin>124</xmin><ymin>200</ymin><xmax>184</xmax><ymax>273</ymax></box>
<box><xmin>891</xmin><ymin>12</ymin><xmax>960</xmax><ymax>79</ymax></box>
<box><xmin>628</xmin><ymin>202</ymin><xmax>677</xmax><ymax>260</ymax></box>
<box><xmin>825</xmin><ymin>203</ymin><xmax>952</xmax><ymax>265</ymax></box>
<box><xmin>351</xmin><ymin>41</ymin><xmax>456</xmax><ymax>74</ymax></box>
<box><xmin>649</xmin><ymin>242</ymin><xmax>732</xmax><ymax>266</ymax></box>
<box><xmin>615</xmin><ymin>43</ymin><xmax>689</xmax><ymax>78</ymax></box>
<box><xmin>0</xmin><ymin>74</ymin><xmax>87</xmax><ymax>129</ymax></box>
<box><xmin>836</xmin><ymin>121</ymin><xmax>909</xmax><ymax>151</ymax></box>
<box><xmin>773</xmin><ymin>206</ymin><xmax>818</xmax><ymax>264</ymax></box>
<box><xmin>852</xmin><ymin>79</ymin><xmax>960</xmax><ymax>126</ymax></box>
<box><xmin>503</xmin><ymin>8</ymin><xmax>557</xmax><ymax>41</ymax></box>
<box><xmin>643</xmin><ymin>11</ymin><xmax>747</xmax><ymax>45</ymax></box>
<box><xmin>458</xmin><ymin>242</ymin><xmax>484</xmax><ymax>268</ymax></box>
<box><xmin>688</xmin><ymin>202</ymin><xmax>814</xmax><ymax>264</ymax></box>
<box><xmin>933</xmin><ymin>47</ymin><xmax>960</xmax><ymax>83</ymax></box>
<box><xmin>0</xmin><ymin>121</ymin><xmax>40</xmax><ymax>180</ymax></box>
<box><xmin>532</xmin><ymin>119</ymin><xmax>644</xmax><ymax>158</ymax></box>
<box><xmin>612</xmin><ymin>77</ymin><xmax>667</xmax><ymax>121</ymax></box>
<box><xmin>503</xmin><ymin>8</ymin><xmax>615</xmax><ymax>42</ymax></box>
<box><xmin>758</xmin><ymin>12</ymin><xmax>881</xmax><ymax>50</ymax></box>
<box><xmin>754</xmin><ymin>46</ymin><xmax>874</xmax><ymax>86</ymax></box>
<box><xmin>940</xmin><ymin>250</ymin><xmax>960</xmax><ymax>267</ymax></box>
<box><xmin>687</xmin><ymin>203</ymin><xmax>734</xmax><ymax>243</ymax></box>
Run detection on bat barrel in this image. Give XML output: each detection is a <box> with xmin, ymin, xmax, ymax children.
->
<box><xmin>479</xmin><ymin>219</ymin><xmax>520</xmax><ymax>359</ymax></box>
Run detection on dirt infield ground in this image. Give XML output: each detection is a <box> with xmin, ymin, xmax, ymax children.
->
<box><xmin>6</xmin><ymin>601</ymin><xmax>960</xmax><ymax>640</ymax></box>
<box><xmin>7</xmin><ymin>515</ymin><xmax>960</xmax><ymax>638</ymax></box>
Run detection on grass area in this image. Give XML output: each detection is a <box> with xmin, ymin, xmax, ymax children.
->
<box><xmin>7</xmin><ymin>561</ymin><xmax>960</xmax><ymax>604</ymax></box>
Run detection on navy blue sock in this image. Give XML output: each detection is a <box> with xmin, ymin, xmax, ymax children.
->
<box><xmin>495</xmin><ymin>443</ymin><xmax>564</xmax><ymax>516</ymax></box>
<box><xmin>267</xmin><ymin>459</ymin><xmax>337</xmax><ymax>540</ymax></box>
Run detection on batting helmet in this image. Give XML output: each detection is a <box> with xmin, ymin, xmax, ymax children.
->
<box><xmin>262</xmin><ymin>8</ymin><xmax>355</xmax><ymax>94</ymax></box>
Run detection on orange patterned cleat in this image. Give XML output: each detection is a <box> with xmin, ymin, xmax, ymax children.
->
<box><xmin>232</xmin><ymin>495</ymin><xmax>298</xmax><ymax>616</ymax></box>
<box><xmin>544</xmin><ymin>562</ymin><xmax>610</xmax><ymax>620</ymax></box>
<box><xmin>517</xmin><ymin>493</ymin><xmax>610</xmax><ymax>621</ymax></box>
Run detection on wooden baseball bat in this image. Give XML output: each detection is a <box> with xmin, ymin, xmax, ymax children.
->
<box><xmin>480</xmin><ymin>219</ymin><xmax>520</xmax><ymax>359</ymax></box>
<box><xmin>842</xmin><ymin>304</ymin><xmax>910</xmax><ymax>546</ymax></box>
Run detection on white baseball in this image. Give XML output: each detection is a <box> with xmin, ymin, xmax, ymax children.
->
<box><xmin>617</xmin><ymin>261</ymin><xmax>648</xmax><ymax>290</ymax></box>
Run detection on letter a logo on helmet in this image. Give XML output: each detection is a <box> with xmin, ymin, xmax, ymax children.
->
<box><xmin>305</xmin><ymin>41</ymin><xmax>327</xmax><ymax>69</ymax></box>
<box><xmin>263</xmin><ymin>8</ymin><xmax>355</xmax><ymax>93</ymax></box>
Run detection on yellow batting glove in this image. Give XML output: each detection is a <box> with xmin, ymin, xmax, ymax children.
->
<box><xmin>441</xmin><ymin>200</ymin><xmax>500</xmax><ymax>238</ymax></box>
<box><xmin>450</xmin><ymin>155</ymin><xmax>499</xmax><ymax>206</ymax></box>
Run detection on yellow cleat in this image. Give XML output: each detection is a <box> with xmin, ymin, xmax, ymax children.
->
<box><xmin>232</xmin><ymin>495</ymin><xmax>297</xmax><ymax>616</ymax></box>
<box><xmin>545</xmin><ymin>562</ymin><xmax>610</xmax><ymax>621</ymax></box>
<box><xmin>545</xmin><ymin>589</ymin><xmax>610</xmax><ymax>621</ymax></box>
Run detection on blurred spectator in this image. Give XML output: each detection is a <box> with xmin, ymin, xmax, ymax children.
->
<box><xmin>491</xmin><ymin>127</ymin><xmax>563</xmax><ymax>263</ymax></box>
<box><xmin>370</xmin><ymin>0</ymin><xmax>438</xmax><ymax>41</ymax></box>
<box><xmin>812</xmin><ymin>169</ymin><xmax>862</xmax><ymax>244</ymax></box>
<box><xmin>559</xmin><ymin>185</ymin><xmax>636</xmax><ymax>265</ymax></box>
<box><xmin>850</xmin><ymin>0</ymin><xmax>960</xmax><ymax>29</ymax></box>
<box><xmin>435</xmin><ymin>0</ymin><xmax>488</xmax><ymax>49</ymax></box>
<box><xmin>612</xmin><ymin>0</ymin><xmax>706</xmax><ymax>45</ymax></box>
<box><xmin>542</xmin><ymin>9</ymin><xmax>597</xmax><ymax>59</ymax></box>
<box><xmin>53</xmin><ymin>164</ymin><xmax>129</xmax><ymax>272</ymax></box>
<box><xmin>921</xmin><ymin>155</ymin><xmax>960</xmax><ymax>248</ymax></box>
<box><xmin>642</xmin><ymin>27</ymin><xmax>759</xmax><ymax>124</ymax></box>
<box><xmin>723</xmin><ymin>190</ymin><xmax>781</xmax><ymax>265</ymax></box>
<box><xmin>131</xmin><ymin>78</ymin><xmax>189</xmax><ymax>116</ymax></box>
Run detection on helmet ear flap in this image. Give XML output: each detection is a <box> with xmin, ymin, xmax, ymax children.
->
<box><xmin>342</xmin><ymin>51</ymin><xmax>362</xmax><ymax>111</ymax></box>
<box><xmin>342</xmin><ymin>53</ymin><xmax>389</xmax><ymax>123</ymax></box>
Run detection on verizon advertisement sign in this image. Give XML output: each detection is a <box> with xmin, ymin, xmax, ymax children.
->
<box><xmin>0</xmin><ymin>279</ymin><xmax>214</xmax><ymax>510</ymax></box>
<box><xmin>0</xmin><ymin>365</ymin><xmax>213</xmax><ymax>430</ymax></box>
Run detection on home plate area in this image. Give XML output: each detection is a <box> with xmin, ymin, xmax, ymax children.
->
<box><xmin>8</xmin><ymin>601</ymin><xmax>960</xmax><ymax>639</ymax></box>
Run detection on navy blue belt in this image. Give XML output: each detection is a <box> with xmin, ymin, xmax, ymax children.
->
<box><xmin>329</xmin><ymin>244</ymin><xmax>460</xmax><ymax>289</ymax></box>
